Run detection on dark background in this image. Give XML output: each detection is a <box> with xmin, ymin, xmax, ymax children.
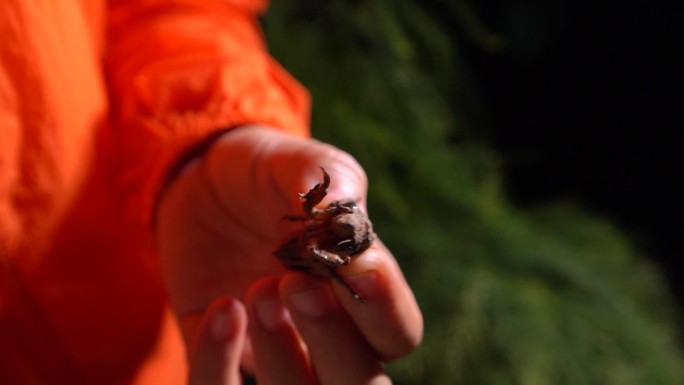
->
<box><xmin>263</xmin><ymin>2</ymin><xmax>684</xmax><ymax>381</ymax></box>
<box><xmin>455</xmin><ymin>0</ymin><xmax>683</xmax><ymax>303</ymax></box>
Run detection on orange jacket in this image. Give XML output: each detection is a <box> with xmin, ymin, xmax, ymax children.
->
<box><xmin>0</xmin><ymin>0</ymin><xmax>309</xmax><ymax>383</ymax></box>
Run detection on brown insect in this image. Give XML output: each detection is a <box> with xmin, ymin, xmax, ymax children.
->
<box><xmin>275</xmin><ymin>167</ymin><xmax>375</xmax><ymax>302</ymax></box>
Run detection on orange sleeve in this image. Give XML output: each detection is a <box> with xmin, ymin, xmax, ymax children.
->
<box><xmin>105</xmin><ymin>0</ymin><xmax>310</xmax><ymax>224</ymax></box>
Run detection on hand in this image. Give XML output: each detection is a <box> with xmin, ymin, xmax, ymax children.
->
<box><xmin>156</xmin><ymin>125</ymin><xmax>423</xmax><ymax>384</ymax></box>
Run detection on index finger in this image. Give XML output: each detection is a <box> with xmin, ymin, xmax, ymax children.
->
<box><xmin>332</xmin><ymin>240</ymin><xmax>424</xmax><ymax>361</ymax></box>
<box><xmin>262</xmin><ymin>133</ymin><xmax>422</xmax><ymax>358</ymax></box>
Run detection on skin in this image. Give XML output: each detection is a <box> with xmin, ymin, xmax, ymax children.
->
<box><xmin>155</xmin><ymin>125</ymin><xmax>423</xmax><ymax>384</ymax></box>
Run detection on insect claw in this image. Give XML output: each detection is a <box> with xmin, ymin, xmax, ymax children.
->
<box><xmin>352</xmin><ymin>293</ymin><xmax>368</xmax><ymax>304</ymax></box>
<box><xmin>320</xmin><ymin>166</ymin><xmax>330</xmax><ymax>190</ymax></box>
<box><xmin>301</xmin><ymin>167</ymin><xmax>330</xmax><ymax>216</ymax></box>
<box><xmin>329</xmin><ymin>268</ymin><xmax>366</xmax><ymax>303</ymax></box>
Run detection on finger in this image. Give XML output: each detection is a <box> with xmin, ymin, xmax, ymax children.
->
<box><xmin>270</xmin><ymin>140</ymin><xmax>369</xmax><ymax>209</ymax></box>
<box><xmin>237</xmin><ymin>127</ymin><xmax>422</xmax><ymax>359</ymax></box>
<box><xmin>189</xmin><ymin>297</ymin><xmax>247</xmax><ymax>385</ymax></box>
<box><xmin>205</xmin><ymin>125</ymin><xmax>367</xmax><ymax>238</ymax></box>
<box><xmin>245</xmin><ymin>277</ymin><xmax>317</xmax><ymax>385</ymax></box>
<box><xmin>280</xmin><ymin>274</ymin><xmax>392</xmax><ymax>385</ymax></box>
<box><xmin>227</xmin><ymin>125</ymin><xmax>368</xmax><ymax>211</ymax></box>
<box><xmin>333</xmin><ymin>240</ymin><xmax>424</xmax><ymax>361</ymax></box>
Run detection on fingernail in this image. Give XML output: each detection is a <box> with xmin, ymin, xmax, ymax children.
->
<box><xmin>288</xmin><ymin>286</ymin><xmax>332</xmax><ymax>318</ymax></box>
<box><xmin>344</xmin><ymin>270</ymin><xmax>379</xmax><ymax>300</ymax></box>
<box><xmin>210</xmin><ymin>299</ymin><xmax>238</xmax><ymax>340</ymax></box>
<box><xmin>254</xmin><ymin>300</ymin><xmax>291</xmax><ymax>332</ymax></box>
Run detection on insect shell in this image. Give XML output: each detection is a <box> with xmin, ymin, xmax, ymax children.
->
<box><xmin>275</xmin><ymin>167</ymin><xmax>375</xmax><ymax>302</ymax></box>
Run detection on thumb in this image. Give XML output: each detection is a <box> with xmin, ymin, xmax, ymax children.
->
<box><xmin>189</xmin><ymin>297</ymin><xmax>247</xmax><ymax>385</ymax></box>
<box><xmin>207</xmin><ymin>125</ymin><xmax>369</xmax><ymax>219</ymax></box>
<box><xmin>251</xmin><ymin>125</ymin><xmax>370</xmax><ymax>214</ymax></box>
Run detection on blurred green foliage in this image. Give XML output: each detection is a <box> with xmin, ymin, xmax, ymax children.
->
<box><xmin>262</xmin><ymin>1</ymin><xmax>684</xmax><ymax>384</ymax></box>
